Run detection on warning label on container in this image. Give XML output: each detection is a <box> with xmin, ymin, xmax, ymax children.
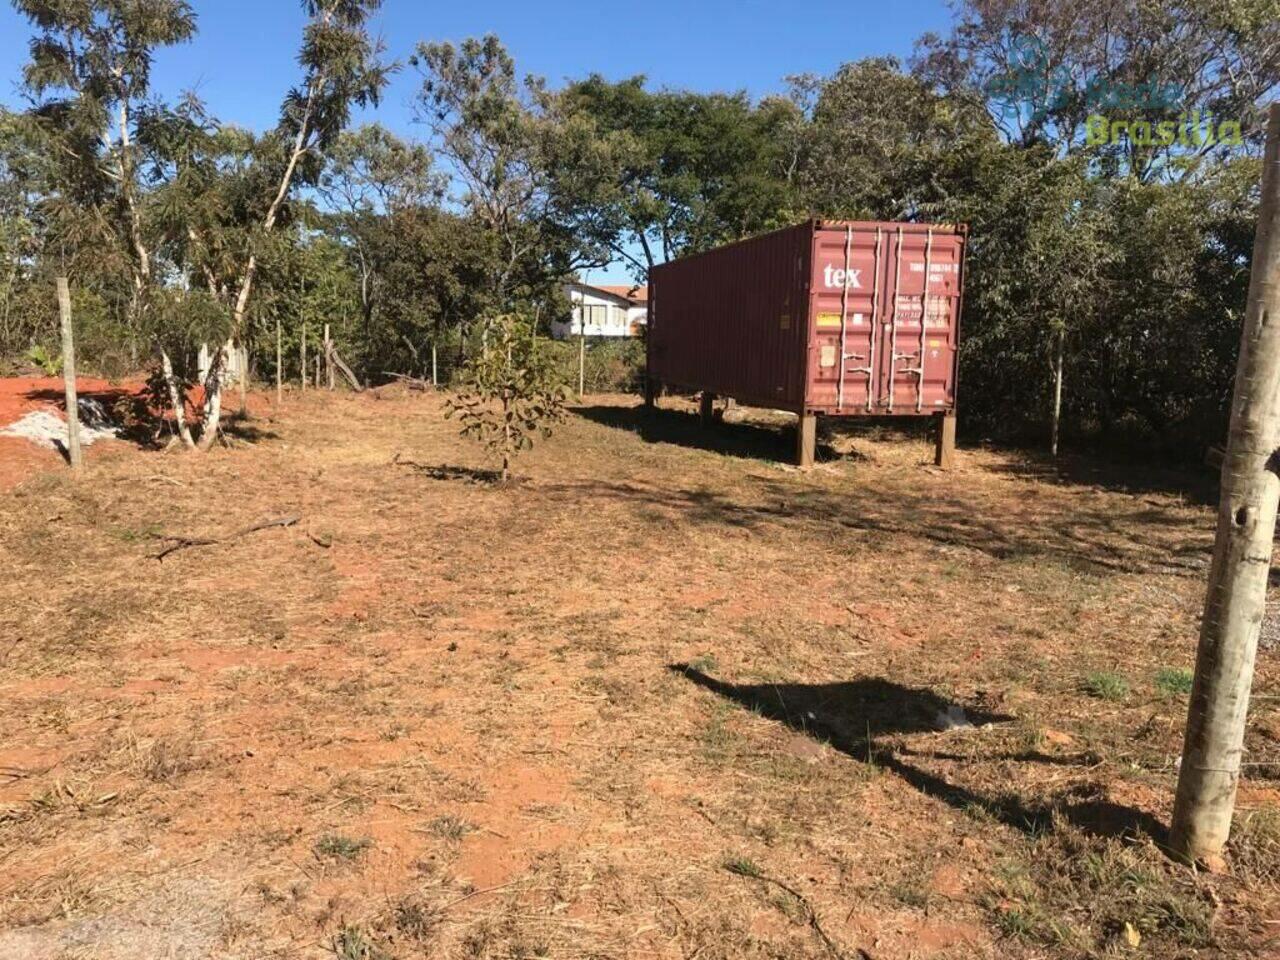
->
<box><xmin>816</xmin><ymin>312</ymin><xmax>863</xmax><ymax>328</ymax></box>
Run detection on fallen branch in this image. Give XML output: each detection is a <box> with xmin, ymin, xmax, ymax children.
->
<box><xmin>151</xmin><ymin>516</ymin><xmax>301</xmax><ymax>561</ymax></box>
<box><xmin>381</xmin><ymin>371</ymin><xmax>431</xmax><ymax>391</ymax></box>
<box><xmin>724</xmin><ymin>859</ymin><xmax>868</xmax><ymax>960</ymax></box>
<box><xmin>330</xmin><ymin>347</ymin><xmax>364</xmax><ymax>392</ymax></box>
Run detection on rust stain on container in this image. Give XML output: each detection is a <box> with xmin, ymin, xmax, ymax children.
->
<box><xmin>648</xmin><ymin>219</ymin><xmax>967</xmax><ymax>417</ymax></box>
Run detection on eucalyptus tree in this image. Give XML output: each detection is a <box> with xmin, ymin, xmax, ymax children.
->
<box><xmin>316</xmin><ymin>124</ymin><xmax>441</xmax><ymax>347</ymax></box>
<box><xmin>14</xmin><ymin>0</ymin><xmax>197</xmax><ymax>347</ymax></box>
<box><xmin>0</xmin><ymin>108</ymin><xmax>41</xmax><ymax>355</ymax></box>
<box><xmin>410</xmin><ymin>35</ymin><xmax>554</xmax><ymax>303</ymax></box>
<box><xmin>206</xmin><ymin>0</ymin><xmax>391</xmax><ymax>446</ymax></box>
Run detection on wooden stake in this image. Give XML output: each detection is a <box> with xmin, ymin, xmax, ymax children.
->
<box><xmin>237</xmin><ymin>342</ymin><xmax>247</xmax><ymax>416</ymax></box>
<box><xmin>699</xmin><ymin>391</ymin><xmax>715</xmax><ymax>428</ymax></box>
<box><xmin>300</xmin><ymin>323</ymin><xmax>307</xmax><ymax>393</ymax></box>
<box><xmin>56</xmin><ymin>276</ymin><xmax>83</xmax><ymax>472</ymax></box>
<box><xmin>432</xmin><ymin>343</ymin><xmax>438</xmax><ymax>387</ymax></box>
<box><xmin>935</xmin><ymin>412</ymin><xmax>956</xmax><ymax>469</ymax></box>
<box><xmin>1170</xmin><ymin>103</ymin><xmax>1280</xmax><ymax>866</ymax></box>
<box><xmin>325</xmin><ymin>323</ymin><xmax>334</xmax><ymax>390</ymax></box>
<box><xmin>276</xmin><ymin>312</ymin><xmax>283</xmax><ymax>405</ymax></box>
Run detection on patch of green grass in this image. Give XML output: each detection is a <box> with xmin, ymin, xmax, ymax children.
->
<box><xmin>722</xmin><ymin>855</ymin><xmax>762</xmax><ymax>879</ymax></box>
<box><xmin>984</xmin><ymin>824</ymin><xmax>1213</xmax><ymax>955</ymax></box>
<box><xmin>700</xmin><ymin>702</ymin><xmax>738</xmax><ymax>760</ymax></box>
<box><xmin>687</xmin><ymin>653</ymin><xmax>718</xmax><ymax>673</ymax></box>
<box><xmin>1084</xmin><ymin>671</ymin><xmax>1129</xmax><ymax>701</ymax></box>
<box><xmin>1154</xmin><ymin>668</ymin><xmax>1194</xmax><ymax>697</ymax></box>
<box><xmin>313</xmin><ymin>833</ymin><xmax>371</xmax><ymax>862</ymax></box>
<box><xmin>427</xmin><ymin>814</ymin><xmax>473</xmax><ymax>842</ymax></box>
<box><xmin>329</xmin><ymin>924</ymin><xmax>390</xmax><ymax>960</ymax></box>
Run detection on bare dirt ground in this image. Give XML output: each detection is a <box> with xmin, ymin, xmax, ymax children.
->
<box><xmin>0</xmin><ymin>386</ymin><xmax>1277</xmax><ymax>959</ymax></box>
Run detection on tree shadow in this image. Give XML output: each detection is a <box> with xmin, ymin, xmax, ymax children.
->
<box><xmin>219</xmin><ymin>412</ymin><xmax>279</xmax><ymax>445</ymax></box>
<box><xmin>574</xmin><ymin>403</ymin><xmax>847</xmax><ymax>464</ymax></box>
<box><xmin>984</xmin><ymin>449</ymin><xmax>1218</xmax><ymax>507</ymax></box>
<box><xmin>670</xmin><ymin>664</ymin><xmax>1167</xmax><ymax>844</ymax></box>
<box><xmin>393</xmin><ymin>455</ymin><xmax>504</xmax><ymax>485</ymax></box>
<box><xmin>535</xmin><ymin>475</ymin><xmax>1210</xmax><ymax>576</ymax></box>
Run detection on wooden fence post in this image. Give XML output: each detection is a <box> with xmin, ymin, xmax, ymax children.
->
<box><xmin>56</xmin><ymin>276</ymin><xmax>83</xmax><ymax>472</ymax></box>
<box><xmin>276</xmin><ymin>312</ymin><xmax>283</xmax><ymax>404</ymax></box>
<box><xmin>325</xmin><ymin>323</ymin><xmax>334</xmax><ymax>390</ymax></box>
<box><xmin>1170</xmin><ymin>102</ymin><xmax>1280</xmax><ymax>866</ymax></box>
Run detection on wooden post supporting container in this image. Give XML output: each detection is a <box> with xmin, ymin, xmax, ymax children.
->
<box><xmin>1170</xmin><ymin>103</ymin><xmax>1280</xmax><ymax>866</ymax></box>
<box><xmin>699</xmin><ymin>391</ymin><xmax>715</xmax><ymax>428</ymax></box>
<box><xmin>935</xmin><ymin>412</ymin><xmax>956</xmax><ymax>469</ymax></box>
<box><xmin>796</xmin><ymin>411</ymin><xmax>816</xmax><ymax>468</ymax></box>
<box><xmin>56</xmin><ymin>276</ymin><xmax>83</xmax><ymax>472</ymax></box>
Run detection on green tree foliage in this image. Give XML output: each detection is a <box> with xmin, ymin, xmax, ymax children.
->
<box><xmin>444</xmin><ymin>314</ymin><xmax>569</xmax><ymax>482</ymax></box>
<box><xmin>316</xmin><ymin>124</ymin><xmax>442</xmax><ymax>348</ymax></box>
<box><xmin>2</xmin><ymin>5</ymin><xmax>1274</xmax><ymax>465</ymax></box>
<box><xmin>545</xmin><ymin>74</ymin><xmax>799</xmax><ymax>275</ymax></box>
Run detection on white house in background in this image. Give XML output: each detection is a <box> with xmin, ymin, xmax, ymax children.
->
<box><xmin>551</xmin><ymin>282</ymin><xmax>648</xmax><ymax>339</ymax></box>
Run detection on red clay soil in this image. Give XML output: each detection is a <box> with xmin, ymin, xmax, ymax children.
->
<box><xmin>0</xmin><ymin>377</ymin><xmax>148</xmax><ymax>491</ymax></box>
<box><xmin>0</xmin><ymin>376</ymin><xmax>271</xmax><ymax>491</ymax></box>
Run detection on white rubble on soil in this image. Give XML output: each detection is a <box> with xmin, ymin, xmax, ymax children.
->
<box><xmin>0</xmin><ymin>397</ymin><xmax>122</xmax><ymax>450</ymax></box>
<box><xmin>933</xmin><ymin>704</ymin><xmax>974</xmax><ymax>731</ymax></box>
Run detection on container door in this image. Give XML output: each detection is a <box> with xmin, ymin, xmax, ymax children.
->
<box><xmin>809</xmin><ymin>226</ymin><xmax>886</xmax><ymax>412</ymax></box>
<box><xmin>877</xmin><ymin>228</ymin><xmax>961</xmax><ymax>412</ymax></box>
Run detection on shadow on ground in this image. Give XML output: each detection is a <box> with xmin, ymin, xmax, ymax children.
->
<box><xmin>670</xmin><ymin>664</ymin><xmax>1168</xmax><ymax>843</ymax></box>
<box><xmin>575</xmin><ymin>403</ymin><xmax>850</xmax><ymax>463</ymax></box>
<box><xmin>988</xmin><ymin>450</ymin><xmax>1219</xmax><ymax>507</ymax></box>
<box><xmin>393</xmin><ymin>454</ymin><xmax>505</xmax><ymax>485</ymax></box>
<box><xmin>536</xmin><ymin>472</ymin><xmax>1209</xmax><ymax>576</ymax></box>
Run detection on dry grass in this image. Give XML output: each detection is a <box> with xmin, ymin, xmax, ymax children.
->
<box><xmin>0</xmin><ymin>386</ymin><xmax>1277</xmax><ymax>959</ymax></box>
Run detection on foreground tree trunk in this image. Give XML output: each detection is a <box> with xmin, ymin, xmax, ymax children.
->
<box><xmin>1170</xmin><ymin>103</ymin><xmax>1280</xmax><ymax>866</ymax></box>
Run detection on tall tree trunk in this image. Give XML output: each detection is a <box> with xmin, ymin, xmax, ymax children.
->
<box><xmin>1169</xmin><ymin>103</ymin><xmax>1280</xmax><ymax>866</ymax></box>
<box><xmin>231</xmin><ymin>79</ymin><xmax>318</xmax><ymax>341</ymax></box>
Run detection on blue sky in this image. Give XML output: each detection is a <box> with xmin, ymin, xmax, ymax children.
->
<box><xmin>0</xmin><ymin>0</ymin><xmax>955</xmax><ymax>279</ymax></box>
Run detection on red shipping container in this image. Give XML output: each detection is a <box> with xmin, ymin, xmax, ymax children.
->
<box><xmin>647</xmin><ymin>219</ymin><xmax>967</xmax><ymax>464</ymax></box>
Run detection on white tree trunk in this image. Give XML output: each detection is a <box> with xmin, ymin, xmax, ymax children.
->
<box><xmin>159</xmin><ymin>348</ymin><xmax>195</xmax><ymax>449</ymax></box>
<box><xmin>1170</xmin><ymin>103</ymin><xmax>1280</xmax><ymax>865</ymax></box>
<box><xmin>196</xmin><ymin>344</ymin><xmax>226</xmax><ymax>452</ymax></box>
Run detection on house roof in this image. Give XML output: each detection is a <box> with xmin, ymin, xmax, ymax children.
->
<box><xmin>570</xmin><ymin>281</ymin><xmax>648</xmax><ymax>304</ymax></box>
<box><xmin>596</xmin><ymin>284</ymin><xmax>648</xmax><ymax>303</ymax></box>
